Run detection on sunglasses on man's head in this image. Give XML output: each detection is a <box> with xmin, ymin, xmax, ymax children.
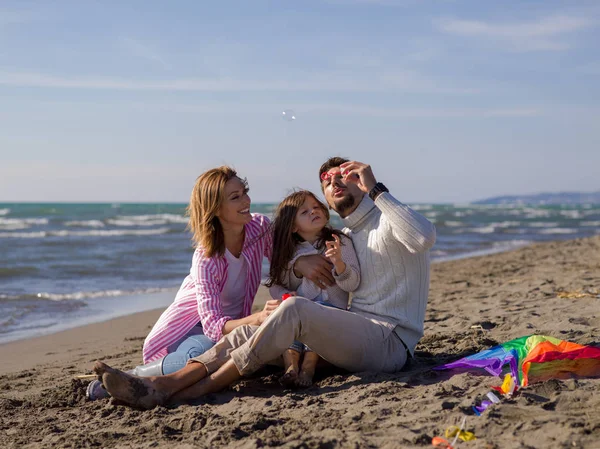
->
<box><xmin>320</xmin><ymin>169</ymin><xmax>343</xmax><ymax>182</ymax></box>
<box><xmin>320</xmin><ymin>169</ymin><xmax>356</xmax><ymax>182</ymax></box>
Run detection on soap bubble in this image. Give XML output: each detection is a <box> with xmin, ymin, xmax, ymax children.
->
<box><xmin>281</xmin><ymin>109</ymin><xmax>296</xmax><ymax>122</ymax></box>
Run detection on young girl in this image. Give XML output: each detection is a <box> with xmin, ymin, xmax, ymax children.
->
<box><xmin>87</xmin><ymin>166</ymin><xmax>277</xmax><ymax>400</ymax></box>
<box><xmin>266</xmin><ymin>190</ymin><xmax>360</xmax><ymax>387</ymax></box>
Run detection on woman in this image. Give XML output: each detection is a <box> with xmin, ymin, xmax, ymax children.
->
<box><xmin>87</xmin><ymin>166</ymin><xmax>277</xmax><ymax>399</ymax></box>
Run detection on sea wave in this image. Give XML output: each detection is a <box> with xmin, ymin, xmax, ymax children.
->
<box><xmin>442</xmin><ymin>221</ymin><xmax>463</xmax><ymax>227</ymax></box>
<box><xmin>468</xmin><ymin>226</ymin><xmax>496</xmax><ymax>234</ymax></box>
<box><xmin>64</xmin><ymin>220</ymin><xmax>105</xmax><ymax>228</ymax></box>
<box><xmin>0</xmin><ymin>208</ymin><xmax>9</xmax><ymax>216</ymax></box>
<box><xmin>0</xmin><ymin>223</ymin><xmax>31</xmax><ymax>231</ymax></box>
<box><xmin>0</xmin><ymin>217</ymin><xmax>49</xmax><ymax>227</ymax></box>
<box><xmin>559</xmin><ymin>210</ymin><xmax>583</xmax><ymax>219</ymax></box>
<box><xmin>538</xmin><ymin>228</ymin><xmax>579</xmax><ymax>235</ymax></box>
<box><xmin>528</xmin><ymin>222</ymin><xmax>559</xmax><ymax>228</ymax></box>
<box><xmin>523</xmin><ymin>208</ymin><xmax>552</xmax><ymax>218</ymax></box>
<box><xmin>581</xmin><ymin>221</ymin><xmax>600</xmax><ymax>227</ymax></box>
<box><xmin>489</xmin><ymin>221</ymin><xmax>521</xmax><ymax>228</ymax></box>
<box><xmin>0</xmin><ymin>266</ymin><xmax>39</xmax><ymax>278</ymax></box>
<box><xmin>107</xmin><ymin>218</ymin><xmax>168</xmax><ymax>227</ymax></box>
<box><xmin>0</xmin><ymin>227</ymin><xmax>171</xmax><ymax>238</ymax></box>
<box><xmin>0</xmin><ymin>287</ymin><xmax>175</xmax><ymax>302</ymax></box>
<box><xmin>111</xmin><ymin>214</ymin><xmax>188</xmax><ymax>225</ymax></box>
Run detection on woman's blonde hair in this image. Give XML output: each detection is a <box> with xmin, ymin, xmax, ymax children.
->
<box><xmin>186</xmin><ymin>166</ymin><xmax>238</xmax><ymax>258</ymax></box>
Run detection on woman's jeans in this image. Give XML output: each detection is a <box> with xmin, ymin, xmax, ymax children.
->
<box><xmin>161</xmin><ymin>327</ymin><xmax>215</xmax><ymax>375</ymax></box>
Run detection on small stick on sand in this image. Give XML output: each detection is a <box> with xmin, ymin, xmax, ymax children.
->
<box><xmin>74</xmin><ymin>374</ymin><xmax>97</xmax><ymax>380</ymax></box>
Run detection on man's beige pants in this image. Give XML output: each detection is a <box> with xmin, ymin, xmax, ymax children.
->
<box><xmin>192</xmin><ymin>297</ymin><xmax>408</xmax><ymax>376</ymax></box>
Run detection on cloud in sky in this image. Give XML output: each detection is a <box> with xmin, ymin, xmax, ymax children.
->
<box><xmin>436</xmin><ymin>15</ymin><xmax>596</xmax><ymax>51</ymax></box>
<box><xmin>0</xmin><ymin>69</ymin><xmax>479</xmax><ymax>94</ymax></box>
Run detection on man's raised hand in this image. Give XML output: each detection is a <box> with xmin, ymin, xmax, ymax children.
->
<box><xmin>339</xmin><ymin>161</ymin><xmax>377</xmax><ymax>193</ymax></box>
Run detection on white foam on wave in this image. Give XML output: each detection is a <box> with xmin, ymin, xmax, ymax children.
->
<box><xmin>443</xmin><ymin>221</ymin><xmax>463</xmax><ymax>227</ymax></box>
<box><xmin>0</xmin><ymin>227</ymin><xmax>170</xmax><ymax>238</ymax></box>
<box><xmin>0</xmin><ymin>223</ymin><xmax>30</xmax><ymax>231</ymax></box>
<box><xmin>559</xmin><ymin>210</ymin><xmax>583</xmax><ymax>219</ymax></box>
<box><xmin>528</xmin><ymin>222</ymin><xmax>559</xmax><ymax>228</ymax></box>
<box><xmin>107</xmin><ymin>218</ymin><xmax>167</xmax><ymax>227</ymax></box>
<box><xmin>33</xmin><ymin>287</ymin><xmax>174</xmax><ymax>301</ymax></box>
<box><xmin>0</xmin><ymin>231</ymin><xmax>46</xmax><ymax>238</ymax></box>
<box><xmin>0</xmin><ymin>217</ymin><xmax>48</xmax><ymax>226</ymax></box>
<box><xmin>489</xmin><ymin>221</ymin><xmax>521</xmax><ymax>228</ymax></box>
<box><xmin>538</xmin><ymin>228</ymin><xmax>578</xmax><ymax>235</ymax></box>
<box><xmin>523</xmin><ymin>208</ymin><xmax>552</xmax><ymax>219</ymax></box>
<box><xmin>111</xmin><ymin>214</ymin><xmax>188</xmax><ymax>225</ymax></box>
<box><xmin>64</xmin><ymin>220</ymin><xmax>105</xmax><ymax>228</ymax></box>
<box><xmin>581</xmin><ymin>221</ymin><xmax>600</xmax><ymax>227</ymax></box>
<box><xmin>0</xmin><ymin>208</ymin><xmax>9</xmax><ymax>216</ymax></box>
<box><xmin>468</xmin><ymin>226</ymin><xmax>496</xmax><ymax>234</ymax></box>
<box><xmin>0</xmin><ymin>217</ymin><xmax>48</xmax><ymax>230</ymax></box>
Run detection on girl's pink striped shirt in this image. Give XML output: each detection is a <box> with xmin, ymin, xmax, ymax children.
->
<box><xmin>142</xmin><ymin>213</ymin><xmax>272</xmax><ymax>364</ymax></box>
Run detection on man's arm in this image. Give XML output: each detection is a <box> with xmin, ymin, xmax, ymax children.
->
<box><xmin>375</xmin><ymin>192</ymin><xmax>436</xmax><ymax>254</ymax></box>
<box><xmin>292</xmin><ymin>254</ymin><xmax>335</xmax><ymax>287</ymax></box>
<box><xmin>339</xmin><ymin>160</ymin><xmax>435</xmax><ymax>254</ymax></box>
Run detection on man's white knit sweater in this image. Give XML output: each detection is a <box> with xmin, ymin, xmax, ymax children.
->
<box><xmin>341</xmin><ymin>192</ymin><xmax>436</xmax><ymax>355</ymax></box>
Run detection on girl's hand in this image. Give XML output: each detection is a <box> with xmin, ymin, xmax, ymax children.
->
<box><xmin>325</xmin><ymin>235</ymin><xmax>346</xmax><ymax>275</ymax></box>
<box><xmin>257</xmin><ymin>299</ymin><xmax>281</xmax><ymax>325</ymax></box>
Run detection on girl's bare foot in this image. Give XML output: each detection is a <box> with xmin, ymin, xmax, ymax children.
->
<box><xmin>93</xmin><ymin>361</ymin><xmax>168</xmax><ymax>410</ymax></box>
<box><xmin>280</xmin><ymin>348</ymin><xmax>301</xmax><ymax>387</ymax></box>
<box><xmin>296</xmin><ymin>368</ymin><xmax>315</xmax><ymax>387</ymax></box>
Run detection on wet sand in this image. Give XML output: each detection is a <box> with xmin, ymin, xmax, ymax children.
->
<box><xmin>1</xmin><ymin>236</ymin><xmax>599</xmax><ymax>448</ymax></box>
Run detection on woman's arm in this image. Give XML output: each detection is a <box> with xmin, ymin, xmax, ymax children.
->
<box><xmin>222</xmin><ymin>299</ymin><xmax>281</xmax><ymax>334</ymax></box>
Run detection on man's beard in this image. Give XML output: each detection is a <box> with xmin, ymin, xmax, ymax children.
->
<box><xmin>333</xmin><ymin>194</ymin><xmax>357</xmax><ymax>218</ymax></box>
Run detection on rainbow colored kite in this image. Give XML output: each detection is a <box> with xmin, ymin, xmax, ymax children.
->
<box><xmin>434</xmin><ymin>335</ymin><xmax>600</xmax><ymax>387</ymax></box>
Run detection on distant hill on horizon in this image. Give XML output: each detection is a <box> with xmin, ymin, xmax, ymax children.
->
<box><xmin>474</xmin><ymin>191</ymin><xmax>600</xmax><ymax>205</ymax></box>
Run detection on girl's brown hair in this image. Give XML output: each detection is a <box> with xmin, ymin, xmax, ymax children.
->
<box><xmin>266</xmin><ymin>190</ymin><xmax>343</xmax><ymax>288</ymax></box>
<box><xmin>186</xmin><ymin>166</ymin><xmax>239</xmax><ymax>258</ymax></box>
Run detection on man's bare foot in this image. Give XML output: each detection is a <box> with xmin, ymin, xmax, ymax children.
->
<box><xmin>280</xmin><ymin>349</ymin><xmax>301</xmax><ymax>388</ymax></box>
<box><xmin>93</xmin><ymin>361</ymin><xmax>168</xmax><ymax>410</ymax></box>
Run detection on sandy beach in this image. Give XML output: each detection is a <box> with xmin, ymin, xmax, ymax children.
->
<box><xmin>1</xmin><ymin>236</ymin><xmax>599</xmax><ymax>448</ymax></box>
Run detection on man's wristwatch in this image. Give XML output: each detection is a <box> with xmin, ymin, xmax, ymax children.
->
<box><xmin>368</xmin><ymin>182</ymin><xmax>389</xmax><ymax>201</ymax></box>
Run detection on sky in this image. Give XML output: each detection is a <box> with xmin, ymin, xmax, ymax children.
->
<box><xmin>1</xmin><ymin>0</ymin><xmax>599</xmax><ymax>204</ymax></box>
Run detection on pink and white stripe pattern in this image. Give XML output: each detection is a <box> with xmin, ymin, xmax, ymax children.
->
<box><xmin>142</xmin><ymin>213</ymin><xmax>272</xmax><ymax>364</ymax></box>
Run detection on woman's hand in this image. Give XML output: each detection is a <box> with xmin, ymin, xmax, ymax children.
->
<box><xmin>325</xmin><ymin>235</ymin><xmax>346</xmax><ymax>275</ymax></box>
<box><xmin>293</xmin><ymin>254</ymin><xmax>335</xmax><ymax>287</ymax></box>
<box><xmin>256</xmin><ymin>299</ymin><xmax>282</xmax><ymax>325</ymax></box>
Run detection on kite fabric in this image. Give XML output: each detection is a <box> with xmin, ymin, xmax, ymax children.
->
<box><xmin>433</xmin><ymin>335</ymin><xmax>600</xmax><ymax>387</ymax></box>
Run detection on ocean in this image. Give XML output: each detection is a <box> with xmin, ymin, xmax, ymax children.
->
<box><xmin>1</xmin><ymin>202</ymin><xmax>599</xmax><ymax>344</ymax></box>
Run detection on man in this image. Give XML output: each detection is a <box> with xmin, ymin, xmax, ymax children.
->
<box><xmin>94</xmin><ymin>158</ymin><xmax>436</xmax><ymax>409</ymax></box>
